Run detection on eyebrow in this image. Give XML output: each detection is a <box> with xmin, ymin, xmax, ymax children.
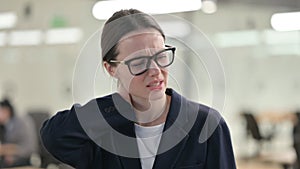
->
<box><xmin>130</xmin><ymin>48</ymin><xmax>167</xmax><ymax>57</ymax></box>
<box><xmin>119</xmin><ymin>47</ymin><xmax>163</xmax><ymax>59</ymax></box>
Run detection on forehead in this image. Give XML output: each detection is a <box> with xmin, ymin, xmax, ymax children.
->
<box><xmin>117</xmin><ymin>29</ymin><xmax>165</xmax><ymax>59</ymax></box>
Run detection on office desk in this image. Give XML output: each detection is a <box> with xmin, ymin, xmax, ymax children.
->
<box><xmin>256</xmin><ymin>111</ymin><xmax>297</xmax><ymax>124</ymax></box>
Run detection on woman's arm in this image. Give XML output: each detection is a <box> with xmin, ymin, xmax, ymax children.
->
<box><xmin>40</xmin><ymin>105</ymin><xmax>95</xmax><ymax>168</ymax></box>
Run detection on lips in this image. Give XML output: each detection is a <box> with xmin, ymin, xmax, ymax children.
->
<box><xmin>147</xmin><ymin>81</ymin><xmax>160</xmax><ymax>87</ymax></box>
<box><xmin>146</xmin><ymin>80</ymin><xmax>164</xmax><ymax>89</ymax></box>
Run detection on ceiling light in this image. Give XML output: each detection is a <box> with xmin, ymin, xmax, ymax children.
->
<box><xmin>0</xmin><ymin>12</ymin><xmax>17</xmax><ymax>29</ymax></box>
<box><xmin>0</xmin><ymin>32</ymin><xmax>7</xmax><ymax>46</ymax></box>
<box><xmin>266</xmin><ymin>44</ymin><xmax>300</xmax><ymax>56</ymax></box>
<box><xmin>92</xmin><ymin>0</ymin><xmax>202</xmax><ymax>20</ymax></box>
<box><xmin>214</xmin><ymin>30</ymin><xmax>260</xmax><ymax>48</ymax></box>
<box><xmin>202</xmin><ymin>0</ymin><xmax>217</xmax><ymax>14</ymax></box>
<box><xmin>271</xmin><ymin>11</ymin><xmax>300</xmax><ymax>31</ymax></box>
<box><xmin>263</xmin><ymin>30</ymin><xmax>300</xmax><ymax>45</ymax></box>
<box><xmin>9</xmin><ymin>30</ymin><xmax>42</xmax><ymax>46</ymax></box>
<box><xmin>159</xmin><ymin>21</ymin><xmax>191</xmax><ymax>37</ymax></box>
<box><xmin>45</xmin><ymin>28</ymin><xmax>83</xmax><ymax>44</ymax></box>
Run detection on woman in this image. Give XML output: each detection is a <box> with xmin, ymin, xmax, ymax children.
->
<box><xmin>41</xmin><ymin>9</ymin><xmax>236</xmax><ymax>169</ymax></box>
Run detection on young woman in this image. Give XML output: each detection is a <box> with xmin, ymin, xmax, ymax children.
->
<box><xmin>41</xmin><ymin>9</ymin><xmax>236</xmax><ymax>169</ymax></box>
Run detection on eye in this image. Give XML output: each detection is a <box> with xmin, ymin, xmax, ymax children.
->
<box><xmin>130</xmin><ymin>58</ymin><xmax>147</xmax><ymax>67</ymax></box>
<box><xmin>157</xmin><ymin>54</ymin><xmax>167</xmax><ymax>60</ymax></box>
<box><xmin>156</xmin><ymin>52</ymin><xmax>169</xmax><ymax>64</ymax></box>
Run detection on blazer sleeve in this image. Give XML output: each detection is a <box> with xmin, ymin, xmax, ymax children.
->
<box><xmin>40</xmin><ymin>105</ymin><xmax>99</xmax><ymax>168</ymax></box>
<box><xmin>205</xmin><ymin>117</ymin><xmax>236</xmax><ymax>169</ymax></box>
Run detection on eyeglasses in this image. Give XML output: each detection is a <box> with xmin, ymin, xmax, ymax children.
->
<box><xmin>109</xmin><ymin>45</ymin><xmax>176</xmax><ymax>76</ymax></box>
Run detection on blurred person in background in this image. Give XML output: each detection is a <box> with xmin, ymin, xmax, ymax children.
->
<box><xmin>0</xmin><ymin>99</ymin><xmax>38</xmax><ymax>168</ymax></box>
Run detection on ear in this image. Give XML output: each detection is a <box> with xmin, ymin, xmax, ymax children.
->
<box><xmin>104</xmin><ymin>62</ymin><xmax>117</xmax><ymax>77</ymax></box>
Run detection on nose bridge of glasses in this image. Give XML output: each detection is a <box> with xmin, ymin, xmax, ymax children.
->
<box><xmin>147</xmin><ymin>57</ymin><xmax>160</xmax><ymax>69</ymax></box>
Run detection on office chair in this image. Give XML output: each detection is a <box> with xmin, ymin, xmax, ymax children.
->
<box><xmin>242</xmin><ymin>112</ymin><xmax>275</xmax><ymax>155</ymax></box>
<box><xmin>28</xmin><ymin>111</ymin><xmax>61</xmax><ymax>168</ymax></box>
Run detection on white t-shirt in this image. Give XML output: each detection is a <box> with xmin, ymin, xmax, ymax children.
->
<box><xmin>134</xmin><ymin>123</ymin><xmax>165</xmax><ymax>169</ymax></box>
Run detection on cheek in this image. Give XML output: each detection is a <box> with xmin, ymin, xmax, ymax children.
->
<box><xmin>161</xmin><ymin>69</ymin><xmax>169</xmax><ymax>80</ymax></box>
<box><xmin>116</xmin><ymin>66</ymin><xmax>135</xmax><ymax>90</ymax></box>
<box><xmin>129</xmin><ymin>76</ymin><xmax>144</xmax><ymax>90</ymax></box>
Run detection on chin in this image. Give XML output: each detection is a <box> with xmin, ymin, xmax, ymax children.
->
<box><xmin>148</xmin><ymin>89</ymin><xmax>166</xmax><ymax>101</ymax></box>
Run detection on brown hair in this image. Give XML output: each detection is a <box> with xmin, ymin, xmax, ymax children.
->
<box><xmin>101</xmin><ymin>9</ymin><xmax>165</xmax><ymax>66</ymax></box>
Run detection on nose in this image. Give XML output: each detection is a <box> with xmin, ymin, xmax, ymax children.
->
<box><xmin>147</xmin><ymin>60</ymin><xmax>160</xmax><ymax>76</ymax></box>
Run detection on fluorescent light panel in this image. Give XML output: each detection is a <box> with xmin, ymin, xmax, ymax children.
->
<box><xmin>9</xmin><ymin>30</ymin><xmax>42</xmax><ymax>46</ymax></box>
<box><xmin>214</xmin><ymin>29</ymin><xmax>300</xmax><ymax>48</ymax></box>
<box><xmin>214</xmin><ymin>30</ymin><xmax>260</xmax><ymax>48</ymax></box>
<box><xmin>92</xmin><ymin>0</ymin><xmax>202</xmax><ymax>20</ymax></box>
<box><xmin>271</xmin><ymin>12</ymin><xmax>300</xmax><ymax>31</ymax></box>
<box><xmin>45</xmin><ymin>28</ymin><xmax>82</xmax><ymax>44</ymax></box>
<box><xmin>263</xmin><ymin>30</ymin><xmax>300</xmax><ymax>45</ymax></box>
<box><xmin>0</xmin><ymin>32</ymin><xmax>7</xmax><ymax>46</ymax></box>
<box><xmin>159</xmin><ymin>21</ymin><xmax>191</xmax><ymax>37</ymax></box>
<box><xmin>0</xmin><ymin>12</ymin><xmax>17</xmax><ymax>29</ymax></box>
<box><xmin>267</xmin><ymin>44</ymin><xmax>300</xmax><ymax>56</ymax></box>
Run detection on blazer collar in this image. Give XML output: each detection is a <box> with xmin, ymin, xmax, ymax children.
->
<box><xmin>109</xmin><ymin>88</ymin><xmax>190</xmax><ymax>133</ymax></box>
<box><xmin>109</xmin><ymin>88</ymin><xmax>192</xmax><ymax>169</ymax></box>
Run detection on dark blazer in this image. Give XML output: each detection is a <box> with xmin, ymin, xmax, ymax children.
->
<box><xmin>40</xmin><ymin>89</ymin><xmax>236</xmax><ymax>169</ymax></box>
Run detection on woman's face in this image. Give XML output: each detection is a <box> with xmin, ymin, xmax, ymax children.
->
<box><xmin>114</xmin><ymin>29</ymin><xmax>168</xmax><ymax>102</ymax></box>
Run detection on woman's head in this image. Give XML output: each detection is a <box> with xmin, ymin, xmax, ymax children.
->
<box><xmin>0</xmin><ymin>99</ymin><xmax>15</xmax><ymax>124</ymax></box>
<box><xmin>101</xmin><ymin>9</ymin><xmax>165</xmax><ymax>65</ymax></box>
<box><xmin>102</xmin><ymin>9</ymin><xmax>174</xmax><ymax>105</ymax></box>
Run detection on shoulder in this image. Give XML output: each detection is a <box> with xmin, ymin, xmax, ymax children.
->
<box><xmin>43</xmin><ymin>93</ymin><xmax>116</xmax><ymax>134</ymax></box>
<box><xmin>168</xmin><ymin>88</ymin><xmax>225</xmax><ymax>137</ymax></box>
<box><xmin>188</xmin><ymin>101</ymin><xmax>224</xmax><ymax>134</ymax></box>
<box><xmin>168</xmin><ymin>88</ymin><xmax>222</xmax><ymax>123</ymax></box>
<box><xmin>187</xmin><ymin>101</ymin><xmax>230</xmax><ymax>144</ymax></box>
<box><xmin>77</xmin><ymin>93</ymin><xmax>129</xmax><ymax>119</ymax></box>
<box><xmin>7</xmin><ymin>116</ymin><xmax>34</xmax><ymax>135</ymax></box>
<box><xmin>60</xmin><ymin>93</ymin><xmax>116</xmax><ymax>119</ymax></box>
<box><xmin>9</xmin><ymin>116</ymin><xmax>27</xmax><ymax>127</ymax></box>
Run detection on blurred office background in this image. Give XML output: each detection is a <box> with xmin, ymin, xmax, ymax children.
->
<box><xmin>1</xmin><ymin>0</ymin><xmax>300</xmax><ymax>168</ymax></box>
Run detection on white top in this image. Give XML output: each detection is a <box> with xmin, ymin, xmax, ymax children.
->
<box><xmin>134</xmin><ymin>123</ymin><xmax>165</xmax><ymax>169</ymax></box>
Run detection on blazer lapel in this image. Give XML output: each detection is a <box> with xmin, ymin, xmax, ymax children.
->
<box><xmin>152</xmin><ymin>128</ymin><xmax>189</xmax><ymax>169</ymax></box>
<box><xmin>153</xmin><ymin>89</ymin><xmax>192</xmax><ymax>169</ymax></box>
<box><xmin>107</xmin><ymin>93</ymin><xmax>142</xmax><ymax>169</ymax></box>
<box><xmin>112</xmin><ymin>122</ymin><xmax>142</xmax><ymax>169</ymax></box>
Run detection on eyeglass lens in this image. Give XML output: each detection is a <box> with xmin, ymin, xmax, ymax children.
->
<box><xmin>128</xmin><ymin>49</ymin><xmax>174</xmax><ymax>75</ymax></box>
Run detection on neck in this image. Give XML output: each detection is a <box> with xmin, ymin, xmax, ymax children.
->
<box><xmin>117</xmin><ymin>84</ymin><xmax>170</xmax><ymax>126</ymax></box>
<box><xmin>131</xmin><ymin>94</ymin><xmax>170</xmax><ymax>126</ymax></box>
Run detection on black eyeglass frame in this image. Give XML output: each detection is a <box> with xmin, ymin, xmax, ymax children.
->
<box><xmin>109</xmin><ymin>45</ymin><xmax>176</xmax><ymax>76</ymax></box>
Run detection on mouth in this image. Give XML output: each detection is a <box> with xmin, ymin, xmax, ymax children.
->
<box><xmin>146</xmin><ymin>80</ymin><xmax>164</xmax><ymax>90</ymax></box>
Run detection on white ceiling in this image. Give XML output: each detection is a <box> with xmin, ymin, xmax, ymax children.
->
<box><xmin>1</xmin><ymin>0</ymin><xmax>299</xmax><ymax>32</ymax></box>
